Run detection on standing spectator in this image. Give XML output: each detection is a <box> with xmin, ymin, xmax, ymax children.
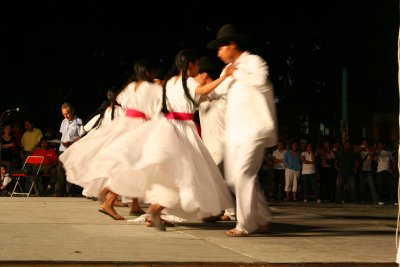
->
<box><xmin>317</xmin><ymin>140</ymin><xmax>337</xmax><ymax>203</ymax></box>
<box><xmin>390</xmin><ymin>141</ymin><xmax>399</xmax><ymax>205</ymax></box>
<box><xmin>357</xmin><ymin>140</ymin><xmax>379</xmax><ymax>204</ymax></box>
<box><xmin>297</xmin><ymin>139</ymin><xmax>308</xmax><ymax>200</ymax></box>
<box><xmin>374</xmin><ymin>141</ymin><xmax>394</xmax><ymax>205</ymax></box>
<box><xmin>272</xmin><ymin>141</ymin><xmax>286</xmax><ymax>201</ymax></box>
<box><xmin>20</xmin><ymin>120</ymin><xmax>43</xmax><ymax>160</ymax></box>
<box><xmin>1</xmin><ymin>124</ymin><xmax>17</xmax><ymax>172</ymax></box>
<box><xmin>207</xmin><ymin>24</ymin><xmax>278</xmax><ymax>237</ymax></box>
<box><xmin>335</xmin><ymin>141</ymin><xmax>357</xmax><ymax>203</ymax></box>
<box><xmin>257</xmin><ymin>148</ymin><xmax>274</xmax><ymax>201</ymax></box>
<box><xmin>301</xmin><ymin>143</ymin><xmax>319</xmax><ymax>203</ymax></box>
<box><xmin>54</xmin><ymin>102</ymin><xmax>86</xmax><ymax>197</ymax></box>
<box><xmin>332</xmin><ymin>139</ymin><xmax>342</xmax><ymax>154</ymax></box>
<box><xmin>284</xmin><ymin>141</ymin><xmax>302</xmax><ymax>201</ymax></box>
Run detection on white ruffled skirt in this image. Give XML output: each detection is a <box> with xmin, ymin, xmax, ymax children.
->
<box><xmin>90</xmin><ymin>117</ymin><xmax>234</xmax><ymax>219</ymax></box>
<box><xmin>59</xmin><ymin>116</ymin><xmax>146</xmax><ymax>196</ymax></box>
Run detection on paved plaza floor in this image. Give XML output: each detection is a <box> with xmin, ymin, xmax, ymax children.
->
<box><xmin>0</xmin><ymin>197</ymin><xmax>398</xmax><ymax>267</ymax></box>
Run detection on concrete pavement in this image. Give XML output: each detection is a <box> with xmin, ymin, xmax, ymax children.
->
<box><xmin>0</xmin><ymin>197</ymin><xmax>398</xmax><ymax>267</ymax></box>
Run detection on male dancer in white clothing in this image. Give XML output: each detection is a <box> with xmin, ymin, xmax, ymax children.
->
<box><xmin>207</xmin><ymin>24</ymin><xmax>278</xmax><ymax>237</ymax></box>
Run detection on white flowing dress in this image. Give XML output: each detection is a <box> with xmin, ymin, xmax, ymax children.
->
<box><xmin>93</xmin><ymin>76</ymin><xmax>234</xmax><ymax>219</ymax></box>
<box><xmin>59</xmin><ymin>81</ymin><xmax>162</xmax><ymax>197</ymax></box>
<box><xmin>198</xmin><ymin>86</ymin><xmax>228</xmax><ymax>168</ymax></box>
<box><xmin>81</xmin><ymin>106</ymin><xmax>125</xmax><ymax>197</ymax></box>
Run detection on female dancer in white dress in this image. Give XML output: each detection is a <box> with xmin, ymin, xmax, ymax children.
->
<box><xmin>60</xmin><ymin>59</ymin><xmax>163</xmax><ymax>220</ymax></box>
<box><xmin>82</xmin><ymin>86</ymin><xmax>142</xmax><ymax>218</ymax></box>
<box><xmin>81</xmin><ymin>86</ymin><xmax>125</xmax><ymax>199</ymax></box>
<box><xmin>196</xmin><ymin>57</ymin><xmax>235</xmax><ymax>223</ymax></box>
<box><xmin>91</xmin><ymin>49</ymin><xmax>235</xmax><ymax>230</ymax></box>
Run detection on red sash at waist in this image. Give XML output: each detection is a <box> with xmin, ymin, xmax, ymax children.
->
<box><xmin>166</xmin><ymin>112</ymin><xmax>201</xmax><ymax>138</ymax></box>
<box><xmin>125</xmin><ymin>108</ymin><xmax>148</xmax><ymax>120</ymax></box>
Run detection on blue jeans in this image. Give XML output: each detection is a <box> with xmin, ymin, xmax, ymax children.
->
<box><xmin>377</xmin><ymin>170</ymin><xmax>391</xmax><ymax>202</ymax></box>
<box><xmin>336</xmin><ymin>171</ymin><xmax>356</xmax><ymax>203</ymax></box>
<box><xmin>359</xmin><ymin>170</ymin><xmax>379</xmax><ymax>203</ymax></box>
<box><xmin>302</xmin><ymin>173</ymin><xmax>319</xmax><ymax>200</ymax></box>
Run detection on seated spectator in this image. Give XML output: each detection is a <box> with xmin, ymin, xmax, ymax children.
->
<box><xmin>0</xmin><ymin>165</ymin><xmax>13</xmax><ymax>196</ymax></box>
<box><xmin>20</xmin><ymin>120</ymin><xmax>43</xmax><ymax>160</ymax></box>
<box><xmin>31</xmin><ymin>137</ymin><xmax>58</xmax><ymax>194</ymax></box>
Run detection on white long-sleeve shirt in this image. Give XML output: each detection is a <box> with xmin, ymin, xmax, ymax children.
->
<box><xmin>217</xmin><ymin>51</ymin><xmax>278</xmax><ymax>147</ymax></box>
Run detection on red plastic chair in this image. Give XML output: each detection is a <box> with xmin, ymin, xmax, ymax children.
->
<box><xmin>10</xmin><ymin>156</ymin><xmax>45</xmax><ymax>197</ymax></box>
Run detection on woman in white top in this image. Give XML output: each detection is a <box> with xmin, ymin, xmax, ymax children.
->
<box><xmin>301</xmin><ymin>143</ymin><xmax>319</xmax><ymax>202</ymax></box>
<box><xmin>197</xmin><ymin>57</ymin><xmax>226</xmax><ymax>170</ymax></box>
<box><xmin>81</xmin><ymin>87</ymin><xmax>125</xmax><ymax>200</ymax></box>
<box><xmin>272</xmin><ymin>142</ymin><xmax>287</xmax><ymax>201</ymax></box>
<box><xmin>60</xmin><ymin>60</ymin><xmax>163</xmax><ymax>220</ymax></box>
<box><xmin>83</xmin><ymin>87</ymin><xmax>125</xmax><ymax>134</ymax></box>
<box><xmin>92</xmin><ymin>49</ymin><xmax>235</xmax><ymax>230</ymax></box>
<box><xmin>196</xmin><ymin>57</ymin><xmax>235</xmax><ymax>223</ymax></box>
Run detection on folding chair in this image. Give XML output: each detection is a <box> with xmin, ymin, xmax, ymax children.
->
<box><xmin>10</xmin><ymin>156</ymin><xmax>44</xmax><ymax>197</ymax></box>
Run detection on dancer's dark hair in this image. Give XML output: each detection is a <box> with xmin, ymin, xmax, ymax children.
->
<box><xmin>161</xmin><ymin>49</ymin><xmax>198</xmax><ymax>114</ymax></box>
<box><xmin>85</xmin><ymin>86</ymin><xmax>121</xmax><ymax>130</ymax></box>
<box><xmin>121</xmin><ymin>59</ymin><xmax>155</xmax><ymax>89</ymax></box>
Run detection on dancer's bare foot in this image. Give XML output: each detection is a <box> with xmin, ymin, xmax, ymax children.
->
<box><xmin>99</xmin><ymin>204</ymin><xmax>125</xmax><ymax>220</ymax></box>
<box><xmin>129</xmin><ymin>198</ymin><xmax>145</xmax><ymax>216</ymax></box>
<box><xmin>203</xmin><ymin>211</ymin><xmax>226</xmax><ymax>223</ymax></box>
<box><xmin>114</xmin><ymin>200</ymin><xmax>129</xmax><ymax>207</ymax></box>
<box><xmin>147</xmin><ymin>203</ymin><xmax>166</xmax><ymax>231</ymax></box>
<box><xmin>219</xmin><ymin>215</ymin><xmax>231</xmax><ymax>221</ymax></box>
<box><xmin>98</xmin><ymin>188</ymin><xmax>110</xmax><ymax>203</ymax></box>
<box><xmin>100</xmin><ymin>191</ymin><xmax>124</xmax><ymax>220</ymax></box>
<box><xmin>129</xmin><ymin>209</ymin><xmax>146</xmax><ymax>216</ymax></box>
<box><xmin>225</xmin><ymin>228</ymin><xmax>248</xmax><ymax>237</ymax></box>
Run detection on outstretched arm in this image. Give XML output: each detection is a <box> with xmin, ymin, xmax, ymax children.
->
<box><xmin>195</xmin><ymin>65</ymin><xmax>235</xmax><ymax>95</ymax></box>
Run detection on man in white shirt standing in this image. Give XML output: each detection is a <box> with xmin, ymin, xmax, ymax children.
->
<box><xmin>374</xmin><ymin>141</ymin><xmax>394</xmax><ymax>205</ymax></box>
<box><xmin>207</xmin><ymin>24</ymin><xmax>278</xmax><ymax>237</ymax></box>
<box><xmin>54</xmin><ymin>102</ymin><xmax>86</xmax><ymax>197</ymax></box>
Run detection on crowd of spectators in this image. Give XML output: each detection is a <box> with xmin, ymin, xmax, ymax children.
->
<box><xmin>258</xmin><ymin>138</ymin><xmax>398</xmax><ymax>205</ymax></box>
<box><xmin>1</xmin><ymin>115</ymin><xmax>399</xmax><ymax>205</ymax></box>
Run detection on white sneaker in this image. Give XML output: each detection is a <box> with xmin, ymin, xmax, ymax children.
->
<box><xmin>317</xmin><ymin>199</ymin><xmax>321</xmax><ymax>203</ymax></box>
<box><xmin>303</xmin><ymin>199</ymin><xmax>308</xmax><ymax>203</ymax></box>
<box><xmin>378</xmin><ymin>202</ymin><xmax>385</xmax><ymax>205</ymax></box>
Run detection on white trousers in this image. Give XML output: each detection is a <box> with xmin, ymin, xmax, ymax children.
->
<box><xmin>284</xmin><ymin>168</ymin><xmax>300</xmax><ymax>192</ymax></box>
<box><xmin>224</xmin><ymin>139</ymin><xmax>272</xmax><ymax>234</ymax></box>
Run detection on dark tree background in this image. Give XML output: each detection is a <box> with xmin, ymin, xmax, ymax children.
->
<box><xmin>0</xmin><ymin>0</ymin><xmax>398</xmax><ymax>142</ymax></box>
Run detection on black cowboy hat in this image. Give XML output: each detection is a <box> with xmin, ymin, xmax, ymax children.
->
<box><xmin>207</xmin><ymin>24</ymin><xmax>249</xmax><ymax>49</ymax></box>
